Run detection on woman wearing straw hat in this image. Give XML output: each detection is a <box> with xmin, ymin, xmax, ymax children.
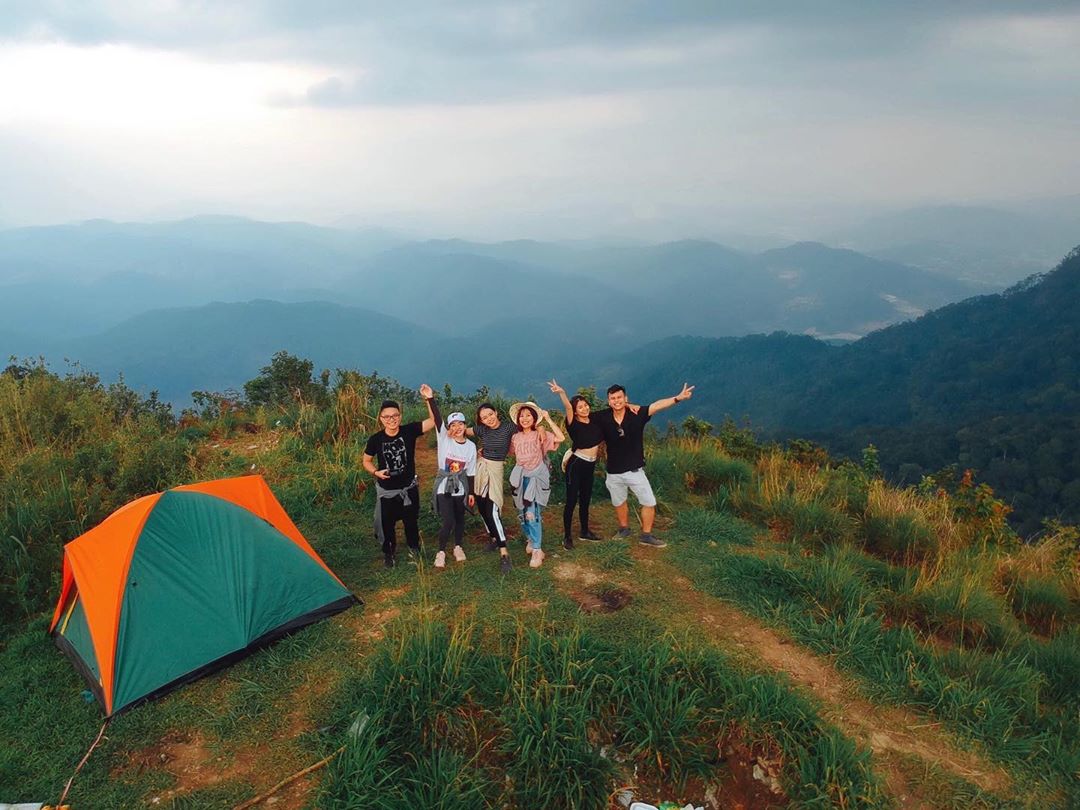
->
<box><xmin>507</xmin><ymin>401</ymin><xmax>565</xmax><ymax>568</ymax></box>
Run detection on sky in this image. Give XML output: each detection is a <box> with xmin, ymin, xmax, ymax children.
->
<box><xmin>1</xmin><ymin>1</ymin><xmax>1079</xmax><ymax>240</ymax></box>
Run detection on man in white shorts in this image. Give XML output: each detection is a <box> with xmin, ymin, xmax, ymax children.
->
<box><xmin>594</xmin><ymin>382</ymin><xmax>695</xmax><ymax>547</ymax></box>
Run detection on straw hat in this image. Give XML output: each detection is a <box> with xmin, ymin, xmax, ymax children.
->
<box><xmin>561</xmin><ymin>448</ymin><xmax>573</xmax><ymax>473</ymax></box>
<box><xmin>508</xmin><ymin>401</ymin><xmax>542</xmax><ymax>424</ymax></box>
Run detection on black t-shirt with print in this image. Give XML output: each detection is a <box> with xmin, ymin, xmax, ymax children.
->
<box><xmin>594</xmin><ymin>408</ymin><xmax>652</xmax><ymax>474</ymax></box>
<box><xmin>364</xmin><ymin>421</ymin><xmax>423</xmax><ymax>490</ymax></box>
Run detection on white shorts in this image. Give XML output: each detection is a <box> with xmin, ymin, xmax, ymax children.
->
<box><xmin>605</xmin><ymin>468</ymin><xmax>657</xmax><ymax>508</ymax></box>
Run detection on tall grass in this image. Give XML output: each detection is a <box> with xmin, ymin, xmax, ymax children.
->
<box><xmin>673</xmin><ymin>541</ymin><xmax>1080</xmax><ymax>799</ymax></box>
<box><xmin>319</xmin><ymin>610</ymin><xmax>887</xmax><ymax>808</ymax></box>
<box><xmin>502</xmin><ymin>627</ymin><xmax>614</xmax><ymax>808</ymax></box>
<box><xmin>0</xmin><ymin>366</ymin><xmax>201</xmax><ymax>626</ymax></box>
<box><xmin>612</xmin><ymin>639</ymin><xmax>707</xmax><ymax>785</ymax></box>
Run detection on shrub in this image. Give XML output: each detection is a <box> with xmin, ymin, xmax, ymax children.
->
<box><xmin>675</xmin><ymin>508</ymin><xmax>756</xmax><ymax>546</ymax></box>
<box><xmin>1007</xmin><ymin>574</ymin><xmax>1072</xmax><ymax>635</ymax></box>
<box><xmin>1018</xmin><ymin>628</ymin><xmax>1080</xmax><ymax>704</ymax></box>
<box><xmin>647</xmin><ymin>440</ymin><xmax>754</xmax><ymax>501</ymax></box>
<box><xmin>862</xmin><ymin>513</ymin><xmax>938</xmax><ymax>562</ymax></box>
<box><xmin>773</xmin><ymin>494</ymin><xmax>857</xmax><ymax>549</ymax></box>
<box><xmin>823</xmin><ymin>469</ymin><xmax>869</xmax><ymax>515</ymax></box>
<box><xmin>897</xmin><ymin>574</ymin><xmax>1013</xmax><ymax>648</ymax></box>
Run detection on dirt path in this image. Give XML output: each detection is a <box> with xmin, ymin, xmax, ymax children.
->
<box><xmin>551</xmin><ymin>539</ymin><xmax>1013</xmax><ymax>807</ymax></box>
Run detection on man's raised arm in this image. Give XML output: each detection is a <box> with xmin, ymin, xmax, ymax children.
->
<box><xmin>646</xmin><ymin>383</ymin><xmax>695</xmax><ymax>417</ymax></box>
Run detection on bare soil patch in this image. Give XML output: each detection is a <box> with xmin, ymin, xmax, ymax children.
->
<box><xmin>569</xmin><ymin>585</ymin><xmax>632</xmax><ymax>614</ymax></box>
<box><xmin>552</xmin><ymin>560</ymin><xmax>603</xmax><ymax>586</ymax></box>
<box><xmin>622</xmin><ymin>729</ymin><xmax>788</xmax><ymax>810</ymax></box>
<box><xmin>124</xmin><ymin>731</ymin><xmax>254</xmax><ymax>803</ymax></box>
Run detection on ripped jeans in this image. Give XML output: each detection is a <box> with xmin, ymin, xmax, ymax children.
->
<box><xmin>518</xmin><ymin>475</ymin><xmax>544</xmax><ymax>550</ymax></box>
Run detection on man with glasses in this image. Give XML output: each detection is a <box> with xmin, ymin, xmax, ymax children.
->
<box><xmin>595</xmin><ymin>382</ymin><xmax>695</xmax><ymax>548</ymax></box>
<box><xmin>363</xmin><ymin>383</ymin><xmax>439</xmax><ymax>567</ymax></box>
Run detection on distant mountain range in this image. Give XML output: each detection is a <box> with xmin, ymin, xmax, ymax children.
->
<box><xmin>1</xmin><ymin>216</ymin><xmax>991</xmax><ymax>348</ymax></box>
<box><xmin>832</xmin><ymin>202</ymin><xmax>1079</xmax><ymax>286</ymax></box>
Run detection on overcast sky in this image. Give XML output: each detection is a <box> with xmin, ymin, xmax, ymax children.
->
<box><xmin>1</xmin><ymin>1</ymin><xmax>1078</xmax><ymax>239</ymax></box>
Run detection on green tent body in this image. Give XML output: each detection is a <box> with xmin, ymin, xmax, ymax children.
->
<box><xmin>49</xmin><ymin>475</ymin><xmax>359</xmax><ymax>716</ymax></box>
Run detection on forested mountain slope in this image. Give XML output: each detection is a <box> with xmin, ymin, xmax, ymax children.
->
<box><xmin>604</xmin><ymin>248</ymin><xmax>1080</xmax><ymax>532</ymax></box>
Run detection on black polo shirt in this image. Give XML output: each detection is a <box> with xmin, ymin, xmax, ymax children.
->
<box><xmin>594</xmin><ymin>407</ymin><xmax>652</xmax><ymax>474</ymax></box>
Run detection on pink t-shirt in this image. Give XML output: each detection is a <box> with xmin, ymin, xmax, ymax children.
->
<box><xmin>509</xmin><ymin>429</ymin><xmax>558</xmax><ymax>470</ymax></box>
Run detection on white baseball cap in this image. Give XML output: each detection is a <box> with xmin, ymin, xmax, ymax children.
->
<box><xmin>447</xmin><ymin>412</ymin><xmax>467</xmax><ymax>425</ymax></box>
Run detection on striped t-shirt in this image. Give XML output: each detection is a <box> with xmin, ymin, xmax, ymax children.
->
<box><xmin>473</xmin><ymin>421</ymin><xmax>518</xmax><ymax>461</ymax></box>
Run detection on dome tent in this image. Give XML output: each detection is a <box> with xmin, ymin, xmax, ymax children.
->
<box><xmin>49</xmin><ymin>475</ymin><xmax>358</xmax><ymax>716</ymax></box>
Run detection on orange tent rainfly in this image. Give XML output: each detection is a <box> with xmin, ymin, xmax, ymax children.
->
<box><xmin>49</xmin><ymin>475</ymin><xmax>358</xmax><ymax>716</ymax></box>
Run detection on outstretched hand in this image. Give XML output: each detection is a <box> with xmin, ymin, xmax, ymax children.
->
<box><xmin>419</xmin><ymin>383</ymin><xmax>434</xmax><ymax>399</ymax></box>
<box><xmin>677</xmin><ymin>383</ymin><xmax>695</xmax><ymax>402</ymax></box>
<box><xmin>547</xmin><ymin>379</ymin><xmax>564</xmax><ymax>395</ymax></box>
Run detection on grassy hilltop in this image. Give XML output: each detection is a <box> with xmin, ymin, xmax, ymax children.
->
<box><xmin>1</xmin><ymin>359</ymin><xmax>1078</xmax><ymax>808</ymax></box>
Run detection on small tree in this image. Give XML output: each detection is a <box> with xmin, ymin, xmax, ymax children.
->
<box><xmin>681</xmin><ymin>415</ymin><xmax>714</xmax><ymax>438</ymax></box>
<box><xmin>861</xmin><ymin>444</ymin><xmax>881</xmax><ymax>478</ymax></box>
<box><xmin>244</xmin><ymin>351</ymin><xmax>329</xmax><ymax>409</ymax></box>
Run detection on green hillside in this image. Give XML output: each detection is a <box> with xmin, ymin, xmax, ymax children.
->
<box><xmin>604</xmin><ymin>248</ymin><xmax>1080</xmax><ymax>533</ymax></box>
<box><xmin>1</xmin><ymin>359</ymin><xmax>1077</xmax><ymax>808</ymax></box>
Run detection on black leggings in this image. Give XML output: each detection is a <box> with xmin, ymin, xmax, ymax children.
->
<box><xmin>477</xmin><ymin>496</ymin><xmax>508</xmax><ymax>548</ymax></box>
<box><xmin>563</xmin><ymin>456</ymin><xmax>596</xmax><ymax>539</ymax></box>
<box><xmin>436</xmin><ymin>493</ymin><xmax>466</xmax><ymax>551</ymax></box>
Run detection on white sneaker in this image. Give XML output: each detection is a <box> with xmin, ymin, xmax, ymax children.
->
<box><xmin>453</xmin><ymin>545</ymin><xmax>466</xmax><ymax>562</ymax></box>
<box><xmin>434</xmin><ymin>550</ymin><xmax>446</xmax><ymax>568</ymax></box>
<box><xmin>529</xmin><ymin>548</ymin><xmax>545</xmax><ymax>568</ymax></box>
<box><xmin>524</xmin><ymin>542</ymin><xmax>533</xmax><ymax>555</ymax></box>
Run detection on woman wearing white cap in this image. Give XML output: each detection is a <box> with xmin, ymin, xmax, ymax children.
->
<box><xmin>426</xmin><ymin>396</ymin><xmax>477</xmax><ymax>569</ymax></box>
<box><xmin>507</xmin><ymin>402</ymin><xmax>565</xmax><ymax>568</ymax></box>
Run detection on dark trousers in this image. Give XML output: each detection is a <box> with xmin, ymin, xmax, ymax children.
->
<box><xmin>563</xmin><ymin>456</ymin><xmax>596</xmax><ymax>539</ymax></box>
<box><xmin>477</xmin><ymin>496</ymin><xmax>508</xmax><ymax>548</ymax></box>
<box><xmin>379</xmin><ymin>484</ymin><xmax>420</xmax><ymax>557</ymax></box>
<box><xmin>436</xmin><ymin>493</ymin><xmax>466</xmax><ymax>551</ymax></box>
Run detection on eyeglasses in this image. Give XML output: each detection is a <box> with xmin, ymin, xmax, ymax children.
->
<box><xmin>380</xmin><ymin>413</ymin><xmax>401</xmax><ymax>422</ymax></box>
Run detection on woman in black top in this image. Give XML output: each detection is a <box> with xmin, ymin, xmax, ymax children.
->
<box><xmin>548</xmin><ymin>379</ymin><xmax>603</xmax><ymax>547</ymax></box>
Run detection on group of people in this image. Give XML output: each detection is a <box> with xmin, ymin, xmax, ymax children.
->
<box><xmin>362</xmin><ymin>380</ymin><xmax>695</xmax><ymax>571</ymax></box>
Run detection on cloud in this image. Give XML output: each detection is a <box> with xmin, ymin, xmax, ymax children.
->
<box><xmin>2</xmin><ymin>2</ymin><xmax>1078</xmax><ymax>235</ymax></box>
<box><xmin>6</xmin><ymin>3</ymin><xmax>1079</xmax><ymax>109</ymax></box>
